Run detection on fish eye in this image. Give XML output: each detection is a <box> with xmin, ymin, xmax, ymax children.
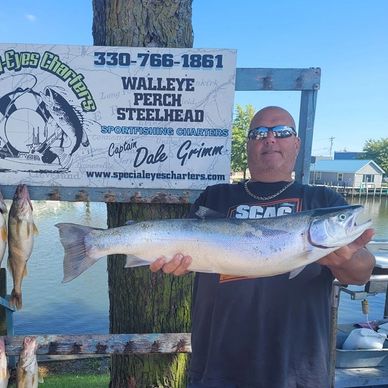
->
<box><xmin>338</xmin><ymin>213</ymin><xmax>347</xmax><ymax>221</ymax></box>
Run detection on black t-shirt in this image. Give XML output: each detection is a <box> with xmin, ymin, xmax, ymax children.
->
<box><xmin>188</xmin><ymin>181</ymin><xmax>347</xmax><ymax>388</ymax></box>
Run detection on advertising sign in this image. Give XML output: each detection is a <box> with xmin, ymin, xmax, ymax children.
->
<box><xmin>0</xmin><ymin>44</ymin><xmax>236</xmax><ymax>190</ymax></box>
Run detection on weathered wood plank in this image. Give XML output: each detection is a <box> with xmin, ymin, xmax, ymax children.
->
<box><xmin>235</xmin><ymin>67</ymin><xmax>321</xmax><ymax>91</ymax></box>
<box><xmin>2</xmin><ymin>333</ymin><xmax>192</xmax><ymax>356</ymax></box>
<box><xmin>335</xmin><ymin>365</ymin><xmax>388</xmax><ymax>387</ymax></box>
<box><xmin>0</xmin><ymin>185</ymin><xmax>197</xmax><ymax>203</ymax></box>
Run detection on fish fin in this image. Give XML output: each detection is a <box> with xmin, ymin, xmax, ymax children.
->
<box><xmin>125</xmin><ymin>255</ymin><xmax>150</xmax><ymax>268</ymax></box>
<box><xmin>0</xmin><ymin>225</ymin><xmax>7</xmax><ymax>240</ymax></box>
<box><xmin>10</xmin><ymin>289</ymin><xmax>22</xmax><ymax>310</ymax></box>
<box><xmin>55</xmin><ymin>223</ymin><xmax>101</xmax><ymax>283</ymax></box>
<box><xmin>289</xmin><ymin>266</ymin><xmax>306</xmax><ymax>279</ymax></box>
<box><xmin>27</xmin><ymin>222</ymin><xmax>38</xmax><ymax>237</ymax></box>
<box><xmin>195</xmin><ymin>206</ymin><xmax>225</xmax><ymax>219</ymax></box>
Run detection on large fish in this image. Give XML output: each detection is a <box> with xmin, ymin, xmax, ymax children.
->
<box><xmin>56</xmin><ymin>205</ymin><xmax>372</xmax><ymax>283</ymax></box>
<box><xmin>16</xmin><ymin>336</ymin><xmax>39</xmax><ymax>388</ymax></box>
<box><xmin>40</xmin><ymin>87</ymin><xmax>89</xmax><ymax>155</ymax></box>
<box><xmin>0</xmin><ymin>191</ymin><xmax>7</xmax><ymax>267</ymax></box>
<box><xmin>0</xmin><ymin>337</ymin><xmax>9</xmax><ymax>388</ymax></box>
<box><xmin>8</xmin><ymin>185</ymin><xmax>38</xmax><ymax>310</ymax></box>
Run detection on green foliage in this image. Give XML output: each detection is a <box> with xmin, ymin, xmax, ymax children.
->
<box><xmin>231</xmin><ymin>104</ymin><xmax>255</xmax><ymax>177</ymax></box>
<box><xmin>8</xmin><ymin>374</ymin><xmax>110</xmax><ymax>387</ymax></box>
<box><xmin>362</xmin><ymin>138</ymin><xmax>388</xmax><ymax>174</ymax></box>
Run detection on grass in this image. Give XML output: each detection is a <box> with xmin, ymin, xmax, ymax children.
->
<box><xmin>38</xmin><ymin>373</ymin><xmax>110</xmax><ymax>387</ymax></box>
<box><xmin>7</xmin><ymin>356</ymin><xmax>110</xmax><ymax>387</ymax></box>
<box><xmin>7</xmin><ymin>374</ymin><xmax>110</xmax><ymax>387</ymax></box>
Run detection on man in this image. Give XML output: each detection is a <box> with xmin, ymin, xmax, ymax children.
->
<box><xmin>151</xmin><ymin>106</ymin><xmax>375</xmax><ymax>387</ymax></box>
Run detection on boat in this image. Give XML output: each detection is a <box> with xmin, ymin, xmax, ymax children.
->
<box><xmin>334</xmin><ymin>239</ymin><xmax>388</xmax><ymax>387</ymax></box>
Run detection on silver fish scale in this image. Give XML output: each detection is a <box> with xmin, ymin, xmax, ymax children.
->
<box><xmin>59</xmin><ymin>205</ymin><xmax>372</xmax><ymax>281</ymax></box>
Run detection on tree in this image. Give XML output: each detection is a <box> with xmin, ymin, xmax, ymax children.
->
<box><xmin>231</xmin><ymin>104</ymin><xmax>255</xmax><ymax>180</ymax></box>
<box><xmin>92</xmin><ymin>1</ymin><xmax>194</xmax><ymax>387</ymax></box>
<box><xmin>362</xmin><ymin>138</ymin><xmax>388</xmax><ymax>174</ymax></box>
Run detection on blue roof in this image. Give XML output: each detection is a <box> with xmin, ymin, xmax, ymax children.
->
<box><xmin>311</xmin><ymin>159</ymin><xmax>384</xmax><ymax>173</ymax></box>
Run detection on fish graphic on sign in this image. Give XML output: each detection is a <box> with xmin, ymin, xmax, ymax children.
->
<box><xmin>0</xmin><ymin>74</ymin><xmax>92</xmax><ymax>173</ymax></box>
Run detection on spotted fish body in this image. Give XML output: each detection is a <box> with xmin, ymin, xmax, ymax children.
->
<box><xmin>8</xmin><ymin>184</ymin><xmax>38</xmax><ymax>310</ymax></box>
<box><xmin>40</xmin><ymin>87</ymin><xmax>89</xmax><ymax>155</ymax></box>
<box><xmin>57</xmin><ymin>205</ymin><xmax>371</xmax><ymax>283</ymax></box>
<box><xmin>16</xmin><ymin>336</ymin><xmax>39</xmax><ymax>388</ymax></box>
<box><xmin>0</xmin><ymin>337</ymin><xmax>9</xmax><ymax>388</ymax></box>
<box><xmin>0</xmin><ymin>191</ymin><xmax>7</xmax><ymax>267</ymax></box>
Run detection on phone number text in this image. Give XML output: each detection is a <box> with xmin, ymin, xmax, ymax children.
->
<box><xmin>94</xmin><ymin>52</ymin><xmax>224</xmax><ymax>69</ymax></box>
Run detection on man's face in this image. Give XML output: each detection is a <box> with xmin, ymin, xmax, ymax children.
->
<box><xmin>247</xmin><ymin>108</ymin><xmax>300</xmax><ymax>178</ymax></box>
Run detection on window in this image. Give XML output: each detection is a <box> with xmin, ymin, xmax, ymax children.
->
<box><xmin>314</xmin><ymin>171</ymin><xmax>321</xmax><ymax>181</ymax></box>
<box><xmin>362</xmin><ymin>174</ymin><xmax>375</xmax><ymax>183</ymax></box>
<box><xmin>337</xmin><ymin>173</ymin><xmax>343</xmax><ymax>182</ymax></box>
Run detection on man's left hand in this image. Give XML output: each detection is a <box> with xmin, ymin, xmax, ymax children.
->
<box><xmin>318</xmin><ymin>229</ymin><xmax>375</xmax><ymax>268</ymax></box>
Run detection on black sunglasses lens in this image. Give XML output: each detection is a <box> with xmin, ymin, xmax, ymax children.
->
<box><xmin>273</xmin><ymin>127</ymin><xmax>294</xmax><ymax>138</ymax></box>
<box><xmin>248</xmin><ymin>126</ymin><xmax>295</xmax><ymax>140</ymax></box>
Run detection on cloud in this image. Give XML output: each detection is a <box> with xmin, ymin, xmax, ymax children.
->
<box><xmin>25</xmin><ymin>14</ymin><xmax>37</xmax><ymax>22</ymax></box>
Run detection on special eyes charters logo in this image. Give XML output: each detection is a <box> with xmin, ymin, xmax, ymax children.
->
<box><xmin>0</xmin><ymin>49</ymin><xmax>96</xmax><ymax>112</ymax></box>
<box><xmin>0</xmin><ymin>49</ymin><xmax>95</xmax><ymax>173</ymax></box>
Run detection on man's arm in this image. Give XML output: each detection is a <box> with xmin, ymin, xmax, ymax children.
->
<box><xmin>318</xmin><ymin>229</ymin><xmax>376</xmax><ymax>285</ymax></box>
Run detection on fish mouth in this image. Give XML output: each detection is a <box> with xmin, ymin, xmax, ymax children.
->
<box><xmin>0</xmin><ymin>201</ymin><xmax>7</xmax><ymax>214</ymax></box>
<box><xmin>13</xmin><ymin>184</ymin><xmax>33</xmax><ymax>211</ymax></box>
<box><xmin>309</xmin><ymin>205</ymin><xmax>372</xmax><ymax>248</ymax></box>
<box><xmin>353</xmin><ymin>207</ymin><xmax>372</xmax><ymax>228</ymax></box>
<box><xmin>14</xmin><ymin>184</ymin><xmax>28</xmax><ymax>198</ymax></box>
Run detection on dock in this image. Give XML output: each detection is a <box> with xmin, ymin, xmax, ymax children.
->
<box><xmin>333</xmin><ymin>242</ymin><xmax>388</xmax><ymax>387</ymax></box>
<box><xmin>313</xmin><ymin>184</ymin><xmax>388</xmax><ymax>200</ymax></box>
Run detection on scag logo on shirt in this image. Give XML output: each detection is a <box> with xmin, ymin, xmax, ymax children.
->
<box><xmin>228</xmin><ymin>198</ymin><xmax>301</xmax><ymax>219</ymax></box>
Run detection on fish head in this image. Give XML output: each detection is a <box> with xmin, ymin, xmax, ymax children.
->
<box><xmin>11</xmin><ymin>184</ymin><xmax>33</xmax><ymax>214</ymax></box>
<box><xmin>40</xmin><ymin>87</ymin><xmax>66</xmax><ymax>118</ymax></box>
<box><xmin>0</xmin><ymin>191</ymin><xmax>7</xmax><ymax>215</ymax></box>
<box><xmin>0</xmin><ymin>337</ymin><xmax>5</xmax><ymax>353</ymax></box>
<box><xmin>308</xmin><ymin>205</ymin><xmax>372</xmax><ymax>248</ymax></box>
<box><xmin>21</xmin><ymin>336</ymin><xmax>38</xmax><ymax>358</ymax></box>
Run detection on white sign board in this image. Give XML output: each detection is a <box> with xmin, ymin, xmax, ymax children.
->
<box><xmin>0</xmin><ymin>44</ymin><xmax>236</xmax><ymax>190</ymax></box>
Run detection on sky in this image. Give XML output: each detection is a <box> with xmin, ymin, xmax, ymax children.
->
<box><xmin>0</xmin><ymin>0</ymin><xmax>387</xmax><ymax>156</ymax></box>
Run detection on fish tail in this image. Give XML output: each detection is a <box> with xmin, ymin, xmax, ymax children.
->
<box><xmin>10</xmin><ymin>289</ymin><xmax>22</xmax><ymax>310</ymax></box>
<box><xmin>55</xmin><ymin>223</ymin><xmax>101</xmax><ymax>283</ymax></box>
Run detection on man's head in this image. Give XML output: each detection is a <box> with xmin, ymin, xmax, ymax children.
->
<box><xmin>247</xmin><ymin>106</ymin><xmax>300</xmax><ymax>182</ymax></box>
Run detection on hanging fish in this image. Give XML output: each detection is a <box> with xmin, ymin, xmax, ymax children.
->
<box><xmin>8</xmin><ymin>184</ymin><xmax>38</xmax><ymax>310</ymax></box>
<box><xmin>16</xmin><ymin>336</ymin><xmax>39</xmax><ymax>388</ymax></box>
<box><xmin>0</xmin><ymin>337</ymin><xmax>9</xmax><ymax>388</ymax></box>
<box><xmin>0</xmin><ymin>191</ymin><xmax>7</xmax><ymax>267</ymax></box>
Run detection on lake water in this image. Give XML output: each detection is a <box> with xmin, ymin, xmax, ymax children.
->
<box><xmin>2</xmin><ymin>195</ymin><xmax>388</xmax><ymax>335</ymax></box>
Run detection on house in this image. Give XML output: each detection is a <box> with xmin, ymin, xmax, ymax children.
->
<box><xmin>334</xmin><ymin>151</ymin><xmax>366</xmax><ymax>160</ymax></box>
<box><xmin>309</xmin><ymin>159</ymin><xmax>385</xmax><ymax>188</ymax></box>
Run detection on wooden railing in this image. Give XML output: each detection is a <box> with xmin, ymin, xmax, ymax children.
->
<box><xmin>2</xmin><ymin>333</ymin><xmax>192</xmax><ymax>356</ymax></box>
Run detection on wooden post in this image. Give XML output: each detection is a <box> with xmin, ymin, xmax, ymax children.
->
<box><xmin>329</xmin><ymin>282</ymin><xmax>341</xmax><ymax>388</ymax></box>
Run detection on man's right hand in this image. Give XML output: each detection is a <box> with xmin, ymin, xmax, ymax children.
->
<box><xmin>150</xmin><ymin>253</ymin><xmax>192</xmax><ymax>276</ymax></box>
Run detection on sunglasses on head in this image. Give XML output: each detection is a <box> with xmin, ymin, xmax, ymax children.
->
<box><xmin>247</xmin><ymin>125</ymin><xmax>297</xmax><ymax>140</ymax></box>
